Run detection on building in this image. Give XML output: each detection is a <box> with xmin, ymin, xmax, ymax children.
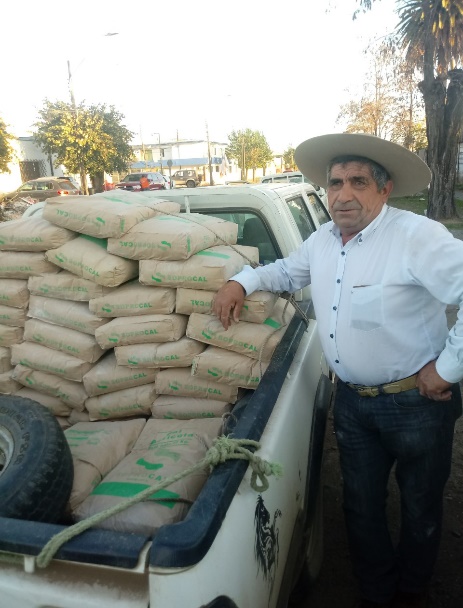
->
<box><xmin>0</xmin><ymin>137</ymin><xmax>68</xmax><ymax>195</ymax></box>
<box><xmin>130</xmin><ymin>138</ymin><xmax>239</xmax><ymax>184</ymax></box>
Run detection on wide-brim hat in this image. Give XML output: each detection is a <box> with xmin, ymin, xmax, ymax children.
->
<box><xmin>294</xmin><ymin>133</ymin><xmax>431</xmax><ymax>198</ymax></box>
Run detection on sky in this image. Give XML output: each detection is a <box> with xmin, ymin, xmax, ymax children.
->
<box><xmin>1</xmin><ymin>0</ymin><xmax>399</xmax><ymax>152</ymax></box>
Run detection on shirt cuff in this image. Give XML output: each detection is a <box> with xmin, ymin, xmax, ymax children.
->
<box><xmin>435</xmin><ymin>349</ymin><xmax>463</xmax><ymax>384</ymax></box>
<box><xmin>229</xmin><ymin>265</ymin><xmax>262</xmax><ymax>296</ymax></box>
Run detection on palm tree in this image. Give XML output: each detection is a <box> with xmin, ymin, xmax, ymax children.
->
<box><xmin>357</xmin><ymin>1</ymin><xmax>463</xmax><ymax>219</ymax></box>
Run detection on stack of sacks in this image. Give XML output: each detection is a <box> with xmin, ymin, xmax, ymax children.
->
<box><xmin>65</xmin><ymin>419</ymin><xmax>146</xmax><ymax>511</ymax></box>
<box><xmin>72</xmin><ymin>418</ymin><xmax>223</xmax><ymax>534</ymax></box>
<box><xmin>104</xmin><ymin>212</ymin><xmax>261</xmax><ymax>414</ymax></box>
<box><xmin>0</xmin><ymin>216</ymin><xmax>75</xmax><ymax>395</ymax></box>
<box><xmin>9</xmin><ymin>193</ymin><xmax>181</xmax><ymax>425</ymax></box>
<box><xmin>12</xmin><ymin>289</ymin><xmax>111</xmax><ymax>425</ymax></box>
<box><xmin>42</xmin><ymin>192</ymin><xmax>181</xmax><ymax>288</ymax></box>
<box><xmin>187</xmin><ymin>297</ymin><xmax>295</xmax><ymax>388</ymax></box>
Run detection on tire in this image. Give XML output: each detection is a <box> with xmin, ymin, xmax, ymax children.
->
<box><xmin>289</xmin><ymin>485</ymin><xmax>324</xmax><ymax>604</ymax></box>
<box><xmin>186</xmin><ymin>180</ymin><xmax>196</xmax><ymax>188</ymax></box>
<box><xmin>0</xmin><ymin>396</ymin><xmax>73</xmax><ymax>523</ymax></box>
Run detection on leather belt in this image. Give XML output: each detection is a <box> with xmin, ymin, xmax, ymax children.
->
<box><xmin>347</xmin><ymin>373</ymin><xmax>418</xmax><ymax>398</ymax></box>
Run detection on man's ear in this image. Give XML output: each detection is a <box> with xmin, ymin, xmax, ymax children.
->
<box><xmin>383</xmin><ymin>180</ymin><xmax>394</xmax><ymax>199</ymax></box>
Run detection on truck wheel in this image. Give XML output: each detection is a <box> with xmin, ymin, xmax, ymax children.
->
<box><xmin>186</xmin><ymin>180</ymin><xmax>196</xmax><ymax>188</ymax></box>
<box><xmin>0</xmin><ymin>395</ymin><xmax>73</xmax><ymax>523</ymax></box>
<box><xmin>289</xmin><ymin>486</ymin><xmax>324</xmax><ymax>603</ymax></box>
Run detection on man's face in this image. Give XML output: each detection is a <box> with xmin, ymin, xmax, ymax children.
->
<box><xmin>327</xmin><ymin>161</ymin><xmax>393</xmax><ymax>242</ymax></box>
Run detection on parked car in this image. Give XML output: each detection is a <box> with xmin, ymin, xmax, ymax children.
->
<box><xmin>60</xmin><ymin>175</ymin><xmax>82</xmax><ymax>193</ymax></box>
<box><xmin>114</xmin><ymin>172</ymin><xmax>168</xmax><ymax>192</ymax></box>
<box><xmin>0</xmin><ymin>177</ymin><xmax>80</xmax><ymax>203</ymax></box>
<box><xmin>171</xmin><ymin>169</ymin><xmax>202</xmax><ymax>188</ymax></box>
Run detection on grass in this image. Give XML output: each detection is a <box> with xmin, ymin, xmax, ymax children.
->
<box><xmin>389</xmin><ymin>193</ymin><xmax>463</xmax><ymax>231</ymax></box>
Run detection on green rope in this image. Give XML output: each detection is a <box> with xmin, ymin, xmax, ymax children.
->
<box><xmin>36</xmin><ymin>436</ymin><xmax>282</xmax><ymax>569</ymax></box>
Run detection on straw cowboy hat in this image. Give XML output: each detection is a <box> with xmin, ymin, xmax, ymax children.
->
<box><xmin>294</xmin><ymin>133</ymin><xmax>431</xmax><ymax>198</ymax></box>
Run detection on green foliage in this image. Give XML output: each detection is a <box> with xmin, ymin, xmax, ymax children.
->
<box><xmin>352</xmin><ymin>0</ymin><xmax>463</xmax><ymax>219</ymax></box>
<box><xmin>337</xmin><ymin>39</ymin><xmax>427</xmax><ymax>151</ymax></box>
<box><xmin>283</xmin><ymin>146</ymin><xmax>296</xmax><ymax>169</ymax></box>
<box><xmin>226</xmin><ymin>128</ymin><xmax>274</xmax><ymax>179</ymax></box>
<box><xmin>33</xmin><ymin>100</ymin><xmax>135</xmax><ymax>184</ymax></box>
<box><xmin>0</xmin><ymin>117</ymin><xmax>14</xmax><ymax>174</ymax></box>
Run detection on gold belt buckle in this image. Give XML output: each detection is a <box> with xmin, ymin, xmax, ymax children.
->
<box><xmin>357</xmin><ymin>386</ymin><xmax>380</xmax><ymax>397</ymax></box>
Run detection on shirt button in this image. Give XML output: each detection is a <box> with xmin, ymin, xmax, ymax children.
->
<box><xmin>333</xmin><ymin>306</ymin><xmax>337</xmax><ymax>310</ymax></box>
<box><xmin>341</xmin><ymin>251</ymin><xmax>345</xmax><ymax>256</ymax></box>
<box><xmin>330</xmin><ymin>333</ymin><xmax>334</xmax><ymax>338</ymax></box>
<box><xmin>335</xmin><ymin>359</ymin><xmax>339</xmax><ymax>363</ymax></box>
<box><xmin>337</xmin><ymin>279</ymin><xmax>341</xmax><ymax>283</ymax></box>
<box><xmin>359</xmin><ymin>238</ymin><xmax>363</xmax><ymax>243</ymax></box>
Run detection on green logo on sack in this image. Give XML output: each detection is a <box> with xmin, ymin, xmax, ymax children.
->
<box><xmin>0</xmin><ymin>238</ymin><xmax>4</xmax><ymax>245</ymax></box>
<box><xmin>32</xmin><ymin>334</ymin><xmax>44</xmax><ymax>343</ymax></box>
<box><xmin>160</xmin><ymin>240</ymin><xmax>171</xmax><ymax>249</ymax></box>
<box><xmin>25</xmin><ymin>376</ymin><xmax>34</xmax><ymax>386</ymax></box>
<box><xmin>136</xmin><ymin>459</ymin><xmax>164</xmax><ymax>471</ymax></box>
<box><xmin>207</xmin><ymin>368</ymin><xmax>219</xmax><ymax>377</ymax></box>
<box><xmin>102</xmin><ymin>305</ymin><xmax>112</xmax><ymax>313</ymax></box>
<box><xmin>108</xmin><ymin>334</ymin><xmax>119</xmax><ymax>343</ymax></box>
<box><xmin>97</xmin><ymin>383</ymin><xmax>108</xmax><ymax>389</ymax></box>
<box><xmin>128</xmin><ymin>358</ymin><xmax>138</xmax><ymax>365</ymax></box>
<box><xmin>168</xmin><ymin>382</ymin><xmax>179</xmax><ymax>391</ymax></box>
<box><xmin>95</xmin><ymin>217</ymin><xmax>105</xmax><ymax>225</ymax></box>
<box><xmin>39</xmin><ymin>285</ymin><xmax>49</xmax><ymax>293</ymax></box>
<box><xmin>151</xmin><ymin>274</ymin><xmax>162</xmax><ymax>283</ymax></box>
<box><xmin>202</xmin><ymin>330</ymin><xmax>212</xmax><ymax>340</ymax></box>
<box><xmin>55</xmin><ymin>253</ymin><xmax>66</xmax><ymax>263</ymax></box>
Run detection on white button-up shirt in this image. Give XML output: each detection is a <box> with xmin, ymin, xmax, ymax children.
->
<box><xmin>231</xmin><ymin>205</ymin><xmax>463</xmax><ymax>386</ymax></box>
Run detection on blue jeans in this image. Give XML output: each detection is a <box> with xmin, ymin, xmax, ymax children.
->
<box><xmin>333</xmin><ymin>380</ymin><xmax>461</xmax><ymax>604</ymax></box>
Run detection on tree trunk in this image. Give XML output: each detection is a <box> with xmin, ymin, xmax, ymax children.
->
<box><xmin>423</xmin><ymin>69</ymin><xmax>463</xmax><ymax>220</ymax></box>
<box><xmin>80</xmin><ymin>168</ymin><xmax>88</xmax><ymax>196</ymax></box>
<box><xmin>91</xmin><ymin>171</ymin><xmax>105</xmax><ymax>194</ymax></box>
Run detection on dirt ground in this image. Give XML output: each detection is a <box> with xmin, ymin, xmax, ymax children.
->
<box><xmin>301</xmin><ymin>306</ymin><xmax>463</xmax><ymax>608</ymax></box>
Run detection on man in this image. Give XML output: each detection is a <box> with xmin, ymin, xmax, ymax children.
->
<box><xmin>212</xmin><ymin>133</ymin><xmax>463</xmax><ymax>608</ymax></box>
<box><xmin>139</xmin><ymin>175</ymin><xmax>150</xmax><ymax>191</ymax></box>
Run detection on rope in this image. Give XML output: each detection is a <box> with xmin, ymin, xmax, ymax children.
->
<box><xmin>35</xmin><ymin>436</ymin><xmax>282</xmax><ymax>569</ymax></box>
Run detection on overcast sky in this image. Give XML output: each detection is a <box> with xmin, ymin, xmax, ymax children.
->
<box><xmin>2</xmin><ymin>0</ymin><xmax>398</xmax><ymax>151</ymax></box>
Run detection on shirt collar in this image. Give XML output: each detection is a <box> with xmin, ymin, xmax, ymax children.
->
<box><xmin>330</xmin><ymin>204</ymin><xmax>390</xmax><ymax>245</ymax></box>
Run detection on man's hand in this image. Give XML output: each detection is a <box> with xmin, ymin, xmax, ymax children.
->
<box><xmin>416</xmin><ymin>360</ymin><xmax>453</xmax><ymax>401</ymax></box>
<box><xmin>212</xmin><ymin>281</ymin><xmax>246</xmax><ymax>330</ymax></box>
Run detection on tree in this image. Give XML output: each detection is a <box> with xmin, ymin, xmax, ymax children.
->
<box><xmin>0</xmin><ymin>117</ymin><xmax>14</xmax><ymax>174</ymax></box>
<box><xmin>337</xmin><ymin>39</ymin><xmax>426</xmax><ymax>151</ymax></box>
<box><xmin>283</xmin><ymin>146</ymin><xmax>296</xmax><ymax>170</ymax></box>
<box><xmin>33</xmin><ymin>100</ymin><xmax>134</xmax><ymax>194</ymax></box>
<box><xmin>355</xmin><ymin>0</ymin><xmax>463</xmax><ymax>220</ymax></box>
<box><xmin>226</xmin><ymin>129</ymin><xmax>274</xmax><ymax>181</ymax></box>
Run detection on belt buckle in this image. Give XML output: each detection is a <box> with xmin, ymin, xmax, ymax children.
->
<box><xmin>358</xmin><ymin>386</ymin><xmax>380</xmax><ymax>398</ymax></box>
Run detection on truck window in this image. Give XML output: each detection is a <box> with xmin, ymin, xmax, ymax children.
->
<box><xmin>199</xmin><ymin>210</ymin><xmax>279</xmax><ymax>265</ymax></box>
<box><xmin>306</xmin><ymin>193</ymin><xmax>331</xmax><ymax>226</ymax></box>
<box><xmin>285</xmin><ymin>196</ymin><xmax>316</xmax><ymax>241</ymax></box>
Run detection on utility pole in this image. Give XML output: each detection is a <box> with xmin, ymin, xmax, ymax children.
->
<box><xmin>205</xmin><ymin>121</ymin><xmax>213</xmax><ymax>187</ymax></box>
<box><xmin>67</xmin><ymin>60</ymin><xmax>88</xmax><ymax>195</ymax></box>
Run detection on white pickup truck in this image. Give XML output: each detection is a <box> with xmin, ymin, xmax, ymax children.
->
<box><xmin>0</xmin><ymin>182</ymin><xmax>333</xmax><ymax>608</ymax></box>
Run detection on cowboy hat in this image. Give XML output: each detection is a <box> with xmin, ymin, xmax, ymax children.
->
<box><xmin>294</xmin><ymin>133</ymin><xmax>431</xmax><ymax>198</ymax></box>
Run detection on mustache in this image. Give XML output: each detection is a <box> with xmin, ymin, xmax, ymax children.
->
<box><xmin>331</xmin><ymin>202</ymin><xmax>361</xmax><ymax>212</ymax></box>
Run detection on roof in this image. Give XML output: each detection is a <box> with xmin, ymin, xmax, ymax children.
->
<box><xmin>131</xmin><ymin>157</ymin><xmax>223</xmax><ymax>169</ymax></box>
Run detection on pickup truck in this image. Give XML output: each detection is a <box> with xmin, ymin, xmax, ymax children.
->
<box><xmin>0</xmin><ymin>182</ymin><xmax>333</xmax><ymax>608</ymax></box>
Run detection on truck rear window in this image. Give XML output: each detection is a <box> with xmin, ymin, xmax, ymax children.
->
<box><xmin>199</xmin><ymin>211</ymin><xmax>279</xmax><ymax>265</ymax></box>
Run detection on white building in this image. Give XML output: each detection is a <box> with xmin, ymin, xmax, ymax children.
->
<box><xmin>0</xmin><ymin>137</ymin><xmax>69</xmax><ymax>196</ymax></box>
